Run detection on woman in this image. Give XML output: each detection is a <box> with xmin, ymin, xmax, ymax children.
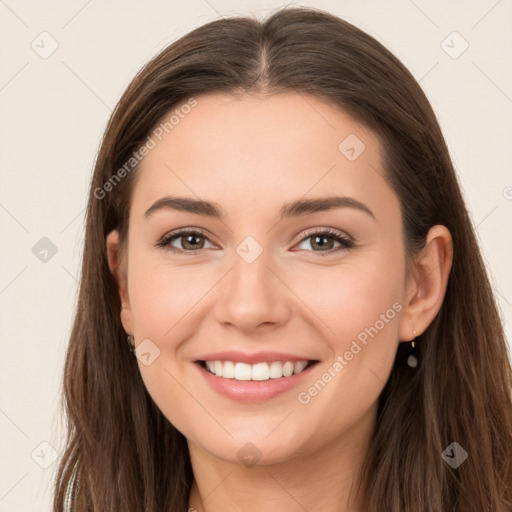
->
<box><xmin>53</xmin><ymin>6</ymin><xmax>512</xmax><ymax>511</ymax></box>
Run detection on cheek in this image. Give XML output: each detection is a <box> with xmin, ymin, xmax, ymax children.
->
<box><xmin>290</xmin><ymin>255</ymin><xmax>404</xmax><ymax>410</ymax></box>
<box><xmin>127</xmin><ymin>253</ymin><xmax>213</xmax><ymax>340</ymax></box>
<box><xmin>293</xmin><ymin>256</ymin><xmax>404</xmax><ymax>348</ymax></box>
<box><xmin>126</xmin><ymin>256</ymin><xmax>203</xmax><ymax>434</ymax></box>
<box><xmin>280</xmin><ymin>272</ymin><xmax>402</xmax><ymax>459</ymax></box>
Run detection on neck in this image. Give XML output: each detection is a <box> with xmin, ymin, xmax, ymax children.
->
<box><xmin>187</xmin><ymin>405</ymin><xmax>376</xmax><ymax>512</ymax></box>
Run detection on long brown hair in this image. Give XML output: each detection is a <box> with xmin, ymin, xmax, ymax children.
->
<box><xmin>53</xmin><ymin>7</ymin><xmax>512</xmax><ymax>511</ymax></box>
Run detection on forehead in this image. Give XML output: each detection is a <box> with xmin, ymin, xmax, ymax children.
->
<box><xmin>130</xmin><ymin>92</ymin><xmax>394</xmax><ymax>218</ymax></box>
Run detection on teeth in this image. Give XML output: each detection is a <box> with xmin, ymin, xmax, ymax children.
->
<box><xmin>251</xmin><ymin>362</ymin><xmax>269</xmax><ymax>381</ymax></box>
<box><xmin>294</xmin><ymin>360</ymin><xmax>308</xmax><ymax>374</ymax></box>
<box><xmin>214</xmin><ymin>361</ymin><xmax>223</xmax><ymax>377</ymax></box>
<box><xmin>223</xmin><ymin>361</ymin><xmax>235</xmax><ymax>378</ymax></box>
<box><xmin>235</xmin><ymin>362</ymin><xmax>252</xmax><ymax>381</ymax></box>
<box><xmin>283</xmin><ymin>361</ymin><xmax>294</xmax><ymax>377</ymax></box>
<box><xmin>204</xmin><ymin>360</ymin><xmax>310</xmax><ymax>380</ymax></box>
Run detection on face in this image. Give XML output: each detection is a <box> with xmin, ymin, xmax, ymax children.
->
<box><xmin>109</xmin><ymin>92</ymin><xmax>413</xmax><ymax>466</ymax></box>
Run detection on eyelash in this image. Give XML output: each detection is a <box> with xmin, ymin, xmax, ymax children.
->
<box><xmin>155</xmin><ymin>227</ymin><xmax>355</xmax><ymax>256</ymax></box>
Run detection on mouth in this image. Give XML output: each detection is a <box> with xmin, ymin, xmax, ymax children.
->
<box><xmin>196</xmin><ymin>359</ymin><xmax>317</xmax><ymax>381</ymax></box>
<box><xmin>193</xmin><ymin>359</ymin><xmax>320</xmax><ymax>402</ymax></box>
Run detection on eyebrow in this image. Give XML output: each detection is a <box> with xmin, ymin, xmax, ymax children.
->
<box><xmin>144</xmin><ymin>195</ymin><xmax>375</xmax><ymax>221</ymax></box>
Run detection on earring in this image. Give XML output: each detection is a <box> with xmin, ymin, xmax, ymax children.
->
<box><xmin>407</xmin><ymin>329</ymin><xmax>418</xmax><ymax>368</ymax></box>
<box><xmin>127</xmin><ymin>334</ymin><xmax>135</xmax><ymax>353</ymax></box>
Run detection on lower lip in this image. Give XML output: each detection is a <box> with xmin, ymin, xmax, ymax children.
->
<box><xmin>194</xmin><ymin>361</ymin><xmax>318</xmax><ymax>402</ymax></box>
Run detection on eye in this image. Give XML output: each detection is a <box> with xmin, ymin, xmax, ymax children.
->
<box><xmin>294</xmin><ymin>228</ymin><xmax>354</xmax><ymax>256</ymax></box>
<box><xmin>156</xmin><ymin>227</ymin><xmax>355</xmax><ymax>256</ymax></box>
<box><xmin>156</xmin><ymin>229</ymin><xmax>215</xmax><ymax>253</ymax></box>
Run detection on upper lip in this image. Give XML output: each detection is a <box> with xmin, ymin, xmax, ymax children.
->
<box><xmin>195</xmin><ymin>350</ymin><xmax>318</xmax><ymax>364</ymax></box>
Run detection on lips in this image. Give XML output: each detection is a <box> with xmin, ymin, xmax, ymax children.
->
<box><xmin>193</xmin><ymin>350</ymin><xmax>320</xmax><ymax>402</ymax></box>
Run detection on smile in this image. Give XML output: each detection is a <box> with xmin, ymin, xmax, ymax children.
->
<box><xmin>194</xmin><ymin>359</ymin><xmax>320</xmax><ymax>402</ymax></box>
<box><xmin>201</xmin><ymin>360</ymin><xmax>312</xmax><ymax>381</ymax></box>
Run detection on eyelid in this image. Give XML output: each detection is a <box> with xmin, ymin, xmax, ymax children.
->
<box><xmin>294</xmin><ymin>226</ymin><xmax>355</xmax><ymax>245</ymax></box>
<box><xmin>155</xmin><ymin>227</ymin><xmax>217</xmax><ymax>250</ymax></box>
<box><xmin>155</xmin><ymin>226</ymin><xmax>355</xmax><ymax>255</ymax></box>
<box><xmin>292</xmin><ymin>227</ymin><xmax>355</xmax><ymax>256</ymax></box>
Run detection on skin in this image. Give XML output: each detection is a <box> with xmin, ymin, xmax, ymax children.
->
<box><xmin>106</xmin><ymin>92</ymin><xmax>453</xmax><ymax>511</ymax></box>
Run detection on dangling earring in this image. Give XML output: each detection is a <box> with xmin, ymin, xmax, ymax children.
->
<box><xmin>407</xmin><ymin>329</ymin><xmax>418</xmax><ymax>368</ymax></box>
<box><xmin>127</xmin><ymin>334</ymin><xmax>135</xmax><ymax>353</ymax></box>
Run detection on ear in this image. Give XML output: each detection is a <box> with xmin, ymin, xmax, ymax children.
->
<box><xmin>398</xmin><ymin>225</ymin><xmax>453</xmax><ymax>341</ymax></box>
<box><xmin>106</xmin><ymin>229</ymin><xmax>134</xmax><ymax>335</ymax></box>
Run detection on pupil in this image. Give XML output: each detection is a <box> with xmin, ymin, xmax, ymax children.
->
<box><xmin>313</xmin><ymin>235</ymin><xmax>332</xmax><ymax>250</ymax></box>
<box><xmin>184</xmin><ymin>234</ymin><xmax>202</xmax><ymax>249</ymax></box>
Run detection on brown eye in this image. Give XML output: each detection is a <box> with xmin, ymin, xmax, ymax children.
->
<box><xmin>177</xmin><ymin>233</ymin><xmax>206</xmax><ymax>250</ymax></box>
<box><xmin>156</xmin><ymin>230</ymin><xmax>214</xmax><ymax>252</ymax></box>
<box><xmin>295</xmin><ymin>229</ymin><xmax>354</xmax><ymax>255</ymax></box>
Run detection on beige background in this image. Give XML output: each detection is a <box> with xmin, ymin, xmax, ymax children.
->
<box><xmin>1</xmin><ymin>1</ymin><xmax>511</xmax><ymax>510</ymax></box>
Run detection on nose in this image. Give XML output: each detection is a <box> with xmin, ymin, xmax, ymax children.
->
<box><xmin>214</xmin><ymin>247</ymin><xmax>290</xmax><ymax>332</ymax></box>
